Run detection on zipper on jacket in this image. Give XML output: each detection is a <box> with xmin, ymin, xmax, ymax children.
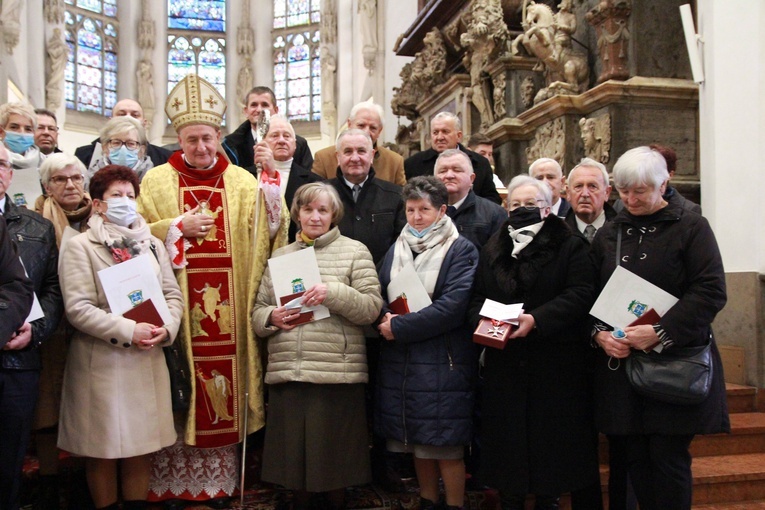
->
<box><xmin>446</xmin><ymin>340</ymin><xmax>454</xmax><ymax>370</ymax></box>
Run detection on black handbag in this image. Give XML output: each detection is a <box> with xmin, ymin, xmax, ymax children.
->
<box><xmin>625</xmin><ymin>342</ymin><xmax>713</xmax><ymax>405</ymax></box>
<box><xmin>163</xmin><ymin>340</ymin><xmax>192</xmax><ymax>412</ymax></box>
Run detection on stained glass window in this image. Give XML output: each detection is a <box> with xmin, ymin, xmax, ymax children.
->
<box><xmin>167</xmin><ymin>1</ymin><xmax>227</xmax><ymax>123</ymax></box>
<box><xmin>64</xmin><ymin>2</ymin><xmax>118</xmax><ymax>116</ymax></box>
<box><xmin>273</xmin><ymin>0</ymin><xmax>321</xmax><ymax>123</ymax></box>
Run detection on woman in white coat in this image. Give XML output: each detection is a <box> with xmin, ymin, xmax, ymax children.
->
<box><xmin>58</xmin><ymin>165</ymin><xmax>184</xmax><ymax>510</ymax></box>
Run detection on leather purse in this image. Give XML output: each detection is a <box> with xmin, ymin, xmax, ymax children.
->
<box><xmin>163</xmin><ymin>339</ymin><xmax>192</xmax><ymax>413</ymax></box>
<box><xmin>625</xmin><ymin>342</ymin><xmax>713</xmax><ymax>405</ymax></box>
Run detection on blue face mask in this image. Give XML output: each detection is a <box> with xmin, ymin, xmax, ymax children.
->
<box><xmin>4</xmin><ymin>131</ymin><xmax>35</xmax><ymax>154</ymax></box>
<box><xmin>407</xmin><ymin>217</ymin><xmax>440</xmax><ymax>238</ymax></box>
<box><xmin>108</xmin><ymin>145</ymin><xmax>139</xmax><ymax>168</ymax></box>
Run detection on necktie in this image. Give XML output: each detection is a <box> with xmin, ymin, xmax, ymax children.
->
<box><xmin>446</xmin><ymin>205</ymin><xmax>457</xmax><ymax>217</ymax></box>
<box><xmin>584</xmin><ymin>224</ymin><xmax>596</xmax><ymax>243</ymax></box>
<box><xmin>352</xmin><ymin>184</ymin><xmax>361</xmax><ymax>203</ymax></box>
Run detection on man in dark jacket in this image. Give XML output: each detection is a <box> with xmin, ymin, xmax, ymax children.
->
<box><xmin>565</xmin><ymin>158</ymin><xmax>616</xmax><ymax>243</ymax></box>
<box><xmin>223</xmin><ymin>86</ymin><xmax>313</xmax><ymax>171</ymax></box>
<box><xmin>529</xmin><ymin>157</ymin><xmax>571</xmax><ymax>218</ymax></box>
<box><xmin>34</xmin><ymin>109</ymin><xmax>62</xmax><ymax>156</ymax></box>
<box><xmin>74</xmin><ymin>98</ymin><xmax>171</xmax><ymax>168</ymax></box>
<box><xmin>0</xmin><ymin>144</ymin><xmax>48</xmax><ymax>510</ymax></box>
<box><xmin>435</xmin><ymin>148</ymin><xmax>506</xmax><ymax>250</ymax></box>
<box><xmin>254</xmin><ymin>114</ymin><xmax>322</xmax><ymax>241</ymax></box>
<box><xmin>329</xmin><ymin>129</ymin><xmax>405</xmax><ymax>266</ymax></box>
<box><xmin>405</xmin><ymin>112</ymin><xmax>501</xmax><ymax>205</ymax></box>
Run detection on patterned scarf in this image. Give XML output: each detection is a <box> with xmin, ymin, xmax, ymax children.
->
<box><xmin>34</xmin><ymin>194</ymin><xmax>93</xmax><ymax>248</ymax></box>
<box><xmin>390</xmin><ymin>215</ymin><xmax>458</xmax><ymax>297</ymax></box>
<box><xmin>508</xmin><ymin>221</ymin><xmax>544</xmax><ymax>258</ymax></box>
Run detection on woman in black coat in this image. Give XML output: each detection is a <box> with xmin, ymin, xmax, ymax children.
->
<box><xmin>468</xmin><ymin>176</ymin><xmax>600</xmax><ymax>510</ymax></box>
<box><xmin>590</xmin><ymin>146</ymin><xmax>728</xmax><ymax>510</ymax></box>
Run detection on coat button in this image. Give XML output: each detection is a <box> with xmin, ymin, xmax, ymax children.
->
<box><xmin>355</xmin><ymin>216</ymin><xmax>361</xmax><ymax>221</ymax></box>
<box><xmin>110</xmin><ymin>338</ymin><xmax>118</xmax><ymax>344</ymax></box>
<box><xmin>0</xmin><ymin>302</ymin><xmax>7</xmax><ymax>309</ymax></box>
<box><xmin>123</xmin><ymin>343</ymin><xmax>131</xmax><ymax>348</ymax></box>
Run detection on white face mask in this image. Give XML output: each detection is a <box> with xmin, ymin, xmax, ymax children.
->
<box><xmin>103</xmin><ymin>196</ymin><xmax>137</xmax><ymax>227</ymax></box>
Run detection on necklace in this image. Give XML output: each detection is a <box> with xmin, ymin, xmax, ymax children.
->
<box><xmin>178</xmin><ymin>172</ymin><xmax>222</xmax><ymax>214</ymax></box>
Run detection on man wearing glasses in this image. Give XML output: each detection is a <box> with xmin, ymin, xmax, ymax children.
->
<box><xmin>34</xmin><ymin>109</ymin><xmax>61</xmax><ymax>157</ymax></box>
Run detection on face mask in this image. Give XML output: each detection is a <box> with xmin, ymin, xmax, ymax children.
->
<box><xmin>508</xmin><ymin>207</ymin><xmax>543</xmax><ymax>230</ymax></box>
<box><xmin>408</xmin><ymin>216</ymin><xmax>441</xmax><ymax>238</ymax></box>
<box><xmin>109</xmin><ymin>145</ymin><xmax>139</xmax><ymax>168</ymax></box>
<box><xmin>3</xmin><ymin>131</ymin><xmax>35</xmax><ymax>154</ymax></box>
<box><xmin>104</xmin><ymin>196</ymin><xmax>138</xmax><ymax>227</ymax></box>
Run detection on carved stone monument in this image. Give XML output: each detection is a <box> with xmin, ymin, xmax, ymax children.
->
<box><xmin>586</xmin><ymin>0</ymin><xmax>632</xmax><ymax>83</ymax></box>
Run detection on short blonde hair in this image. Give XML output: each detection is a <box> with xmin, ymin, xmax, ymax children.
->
<box><xmin>290</xmin><ymin>182</ymin><xmax>344</xmax><ymax>227</ymax></box>
<box><xmin>0</xmin><ymin>102</ymin><xmax>37</xmax><ymax>130</ymax></box>
<box><xmin>99</xmin><ymin>115</ymin><xmax>147</xmax><ymax>146</ymax></box>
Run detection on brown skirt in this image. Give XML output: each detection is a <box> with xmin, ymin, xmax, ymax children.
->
<box><xmin>262</xmin><ymin>382</ymin><xmax>370</xmax><ymax>492</ymax></box>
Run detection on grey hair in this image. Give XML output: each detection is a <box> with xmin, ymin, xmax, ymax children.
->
<box><xmin>431</xmin><ymin>111</ymin><xmax>461</xmax><ymax>131</ymax></box>
<box><xmin>268</xmin><ymin>114</ymin><xmax>295</xmax><ymax>137</ymax></box>
<box><xmin>528</xmin><ymin>157</ymin><xmax>562</xmax><ymax>178</ymax></box>
<box><xmin>290</xmin><ymin>182</ymin><xmax>344</xmax><ymax>227</ymax></box>
<box><xmin>434</xmin><ymin>148</ymin><xmax>473</xmax><ymax>175</ymax></box>
<box><xmin>335</xmin><ymin>128</ymin><xmax>373</xmax><ymax>151</ymax></box>
<box><xmin>39</xmin><ymin>152</ymin><xmax>87</xmax><ymax>184</ymax></box>
<box><xmin>506</xmin><ymin>175</ymin><xmax>553</xmax><ymax>207</ymax></box>
<box><xmin>612</xmin><ymin>146</ymin><xmax>669</xmax><ymax>190</ymax></box>
<box><xmin>0</xmin><ymin>102</ymin><xmax>38</xmax><ymax>130</ymax></box>
<box><xmin>569</xmin><ymin>158</ymin><xmax>610</xmax><ymax>188</ymax></box>
<box><xmin>99</xmin><ymin>115</ymin><xmax>147</xmax><ymax>146</ymax></box>
<box><xmin>402</xmin><ymin>175</ymin><xmax>449</xmax><ymax>209</ymax></box>
<box><xmin>349</xmin><ymin>101</ymin><xmax>384</xmax><ymax>126</ymax></box>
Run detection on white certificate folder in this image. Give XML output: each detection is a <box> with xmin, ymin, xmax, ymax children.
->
<box><xmin>267</xmin><ymin>247</ymin><xmax>330</xmax><ymax>321</ymax></box>
<box><xmin>590</xmin><ymin>265</ymin><xmax>679</xmax><ymax>330</ymax></box>
<box><xmin>97</xmin><ymin>254</ymin><xmax>172</xmax><ymax>325</ymax></box>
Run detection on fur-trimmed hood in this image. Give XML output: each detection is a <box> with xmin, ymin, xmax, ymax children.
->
<box><xmin>483</xmin><ymin>214</ymin><xmax>572</xmax><ymax>298</ymax></box>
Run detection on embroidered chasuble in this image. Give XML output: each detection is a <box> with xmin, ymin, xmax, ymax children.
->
<box><xmin>138</xmin><ymin>151</ymin><xmax>288</xmax><ymax>447</ymax></box>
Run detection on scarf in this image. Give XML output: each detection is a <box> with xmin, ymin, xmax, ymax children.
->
<box><xmin>508</xmin><ymin>221</ymin><xmax>544</xmax><ymax>258</ymax></box>
<box><xmin>87</xmin><ymin>154</ymin><xmax>155</xmax><ymax>185</ymax></box>
<box><xmin>8</xmin><ymin>146</ymin><xmax>41</xmax><ymax>170</ymax></box>
<box><xmin>87</xmin><ymin>211</ymin><xmax>154</xmax><ymax>259</ymax></box>
<box><xmin>390</xmin><ymin>215</ymin><xmax>458</xmax><ymax>297</ymax></box>
<box><xmin>34</xmin><ymin>193</ymin><xmax>93</xmax><ymax>248</ymax></box>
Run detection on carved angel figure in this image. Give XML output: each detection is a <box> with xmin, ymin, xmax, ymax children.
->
<box><xmin>579</xmin><ymin>115</ymin><xmax>611</xmax><ymax>164</ymax></box>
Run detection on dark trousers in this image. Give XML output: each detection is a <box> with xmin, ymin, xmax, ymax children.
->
<box><xmin>606</xmin><ymin>435</ymin><xmax>637</xmax><ymax>510</ymax></box>
<box><xmin>610</xmin><ymin>433</ymin><xmax>695</xmax><ymax>510</ymax></box>
<box><xmin>0</xmin><ymin>369</ymin><xmax>40</xmax><ymax>510</ymax></box>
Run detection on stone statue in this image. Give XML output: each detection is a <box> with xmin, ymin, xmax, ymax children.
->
<box><xmin>391</xmin><ymin>62</ymin><xmax>419</xmax><ymax>119</ymax></box>
<box><xmin>2</xmin><ymin>0</ymin><xmax>22</xmax><ymax>55</ymax></box>
<box><xmin>460</xmin><ymin>0</ymin><xmax>510</xmax><ymax>130</ymax></box>
<box><xmin>321</xmin><ymin>45</ymin><xmax>337</xmax><ymax>106</ymax></box>
<box><xmin>492</xmin><ymin>73</ymin><xmax>507</xmax><ymax>119</ymax></box>
<box><xmin>237</xmin><ymin>0</ymin><xmax>254</xmax><ymax>56</ymax></box>
<box><xmin>138</xmin><ymin>0</ymin><xmax>155</xmax><ymax>51</ymax></box>
<box><xmin>586</xmin><ymin>0</ymin><xmax>632</xmax><ymax>83</ymax></box>
<box><xmin>391</xmin><ymin>28</ymin><xmax>448</xmax><ymax>120</ymax></box>
<box><xmin>44</xmin><ymin>0</ymin><xmax>65</xmax><ymax>24</ymax></box>
<box><xmin>520</xmin><ymin>76</ymin><xmax>536</xmax><ymax>109</ymax></box>
<box><xmin>359</xmin><ymin>0</ymin><xmax>378</xmax><ymax>72</ymax></box>
<box><xmin>46</xmin><ymin>28</ymin><xmax>67</xmax><ymax>110</ymax></box>
<box><xmin>236</xmin><ymin>65</ymin><xmax>253</xmax><ymax>111</ymax></box>
<box><xmin>579</xmin><ymin>115</ymin><xmax>611</xmax><ymax>164</ymax></box>
<box><xmin>321</xmin><ymin>0</ymin><xmax>337</xmax><ymax>46</ymax></box>
<box><xmin>525</xmin><ymin>118</ymin><xmax>565</xmax><ymax>165</ymax></box>
<box><xmin>512</xmin><ymin>0</ymin><xmax>589</xmax><ymax>103</ymax></box>
<box><xmin>136</xmin><ymin>60</ymin><xmax>155</xmax><ymax>127</ymax></box>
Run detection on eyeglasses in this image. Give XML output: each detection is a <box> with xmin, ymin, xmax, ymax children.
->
<box><xmin>49</xmin><ymin>174</ymin><xmax>84</xmax><ymax>186</ymax></box>
<box><xmin>106</xmin><ymin>139</ymin><xmax>141</xmax><ymax>150</ymax></box>
<box><xmin>36</xmin><ymin>125</ymin><xmax>59</xmax><ymax>133</ymax></box>
<box><xmin>0</xmin><ymin>160</ymin><xmax>12</xmax><ymax>171</ymax></box>
<box><xmin>508</xmin><ymin>200</ymin><xmax>546</xmax><ymax>211</ymax></box>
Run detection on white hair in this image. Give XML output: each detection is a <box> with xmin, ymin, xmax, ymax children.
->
<box><xmin>569</xmin><ymin>158</ymin><xmax>610</xmax><ymax>188</ymax></box>
<box><xmin>434</xmin><ymin>148</ymin><xmax>473</xmax><ymax>174</ymax></box>
<box><xmin>39</xmin><ymin>152</ymin><xmax>87</xmax><ymax>184</ymax></box>
<box><xmin>506</xmin><ymin>175</ymin><xmax>553</xmax><ymax>207</ymax></box>
<box><xmin>528</xmin><ymin>157</ymin><xmax>562</xmax><ymax>178</ymax></box>
<box><xmin>431</xmin><ymin>111</ymin><xmax>461</xmax><ymax>131</ymax></box>
<box><xmin>348</xmin><ymin>101</ymin><xmax>384</xmax><ymax>126</ymax></box>
<box><xmin>335</xmin><ymin>128</ymin><xmax>373</xmax><ymax>151</ymax></box>
<box><xmin>613</xmin><ymin>146</ymin><xmax>669</xmax><ymax>190</ymax></box>
<box><xmin>268</xmin><ymin>114</ymin><xmax>295</xmax><ymax>137</ymax></box>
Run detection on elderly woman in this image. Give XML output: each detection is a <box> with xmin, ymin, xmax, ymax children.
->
<box><xmin>376</xmin><ymin>176</ymin><xmax>478</xmax><ymax>510</ymax></box>
<box><xmin>591</xmin><ymin>147</ymin><xmax>728</xmax><ymax>510</ymax></box>
<box><xmin>467</xmin><ymin>175</ymin><xmax>599</xmax><ymax>510</ymax></box>
<box><xmin>252</xmin><ymin>182</ymin><xmax>382</xmax><ymax>509</ymax></box>
<box><xmin>29</xmin><ymin>153</ymin><xmax>94</xmax><ymax>507</ymax></box>
<box><xmin>86</xmin><ymin>115</ymin><xmax>153</xmax><ymax>185</ymax></box>
<box><xmin>58</xmin><ymin>165</ymin><xmax>184</xmax><ymax>510</ymax></box>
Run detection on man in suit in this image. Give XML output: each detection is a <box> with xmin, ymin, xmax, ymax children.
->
<box><xmin>74</xmin><ymin>98</ymin><xmax>171</xmax><ymax>168</ymax></box>
<box><xmin>529</xmin><ymin>157</ymin><xmax>570</xmax><ymax>218</ymax></box>
<box><xmin>254</xmin><ymin>114</ymin><xmax>322</xmax><ymax>241</ymax></box>
<box><xmin>404</xmin><ymin>112</ymin><xmax>501</xmax><ymax>205</ymax></box>
<box><xmin>312</xmin><ymin>100</ymin><xmax>405</xmax><ymax>186</ymax></box>
<box><xmin>435</xmin><ymin>148</ymin><xmax>506</xmax><ymax>249</ymax></box>
<box><xmin>565</xmin><ymin>158</ymin><xmax>616</xmax><ymax>243</ymax></box>
<box><xmin>34</xmin><ymin>109</ymin><xmax>62</xmax><ymax>156</ymax></box>
<box><xmin>223</xmin><ymin>86</ymin><xmax>313</xmax><ymax>172</ymax></box>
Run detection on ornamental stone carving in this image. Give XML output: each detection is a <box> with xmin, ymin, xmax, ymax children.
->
<box><xmin>44</xmin><ymin>0</ymin><xmax>65</xmax><ymax>24</ymax></box>
<box><xmin>525</xmin><ymin>118</ymin><xmax>565</xmax><ymax>165</ymax></box>
<box><xmin>586</xmin><ymin>0</ymin><xmax>631</xmax><ymax>83</ymax></box>
<box><xmin>520</xmin><ymin>76</ymin><xmax>536</xmax><ymax>109</ymax></box>
<box><xmin>460</xmin><ymin>0</ymin><xmax>510</xmax><ymax>129</ymax></box>
<box><xmin>579</xmin><ymin>115</ymin><xmax>611</xmax><ymax>164</ymax></box>
<box><xmin>45</xmin><ymin>28</ymin><xmax>67</xmax><ymax>110</ymax></box>
<box><xmin>492</xmin><ymin>73</ymin><xmax>507</xmax><ymax>119</ymax></box>
<box><xmin>236</xmin><ymin>0</ymin><xmax>255</xmax><ymax>117</ymax></box>
<box><xmin>391</xmin><ymin>28</ymin><xmax>447</xmax><ymax>119</ymax></box>
<box><xmin>136</xmin><ymin>0</ymin><xmax>156</xmax><ymax>128</ymax></box>
<box><xmin>1</xmin><ymin>0</ymin><xmax>22</xmax><ymax>55</ymax></box>
<box><xmin>512</xmin><ymin>0</ymin><xmax>589</xmax><ymax>104</ymax></box>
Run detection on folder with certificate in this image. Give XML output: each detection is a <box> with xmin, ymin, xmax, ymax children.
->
<box><xmin>590</xmin><ymin>266</ymin><xmax>679</xmax><ymax>348</ymax></box>
<box><xmin>386</xmin><ymin>263</ymin><xmax>431</xmax><ymax>314</ymax></box>
<box><xmin>267</xmin><ymin>247</ymin><xmax>330</xmax><ymax>323</ymax></box>
<box><xmin>97</xmin><ymin>254</ymin><xmax>173</xmax><ymax>326</ymax></box>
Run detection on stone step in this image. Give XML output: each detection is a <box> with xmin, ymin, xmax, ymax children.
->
<box><xmin>692</xmin><ymin>453</ymin><xmax>765</xmax><ymax>505</ymax></box>
<box><xmin>694</xmin><ymin>501</ymin><xmax>765</xmax><ymax>509</ymax></box>
<box><xmin>727</xmin><ymin>383</ymin><xmax>758</xmax><ymax>413</ymax></box>
<box><xmin>692</xmin><ymin>413</ymin><xmax>765</xmax><ymax>457</ymax></box>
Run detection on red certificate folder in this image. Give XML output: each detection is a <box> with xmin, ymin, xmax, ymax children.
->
<box><xmin>123</xmin><ymin>298</ymin><xmax>164</xmax><ymax>326</ymax></box>
<box><xmin>279</xmin><ymin>291</ymin><xmax>315</xmax><ymax>326</ymax></box>
<box><xmin>389</xmin><ymin>294</ymin><xmax>410</xmax><ymax>315</ymax></box>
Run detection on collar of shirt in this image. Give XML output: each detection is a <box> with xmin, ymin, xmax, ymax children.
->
<box><xmin>449</xmin><ymin>194</ymin><xmax>468</xmax><ymax>210</ymax></box>
<box><xmin>551</xmin><ymin>197</ymin><xmax>562</xmax><ymax>215</ymax></box>
<box><xmin>0</xmin><ymin>195</ymin><xmax>5</xmax><ymax>214</ymax></box>
<box><xmin>343</xmin><ymin>175</ymin><xmax>368</xmax><ymax>192</ymax></box>
<box><xmin>574</xmin><ymin>209</ymin><xmax>607</xmax><ymax>233</ymax></box>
